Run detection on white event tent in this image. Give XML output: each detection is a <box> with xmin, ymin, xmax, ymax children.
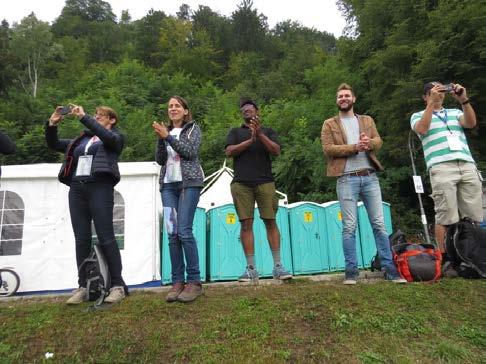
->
<box><xmin>0</xmin><ymin>162</ymin><xmax>161</xmax><ymax>293</ymax></box>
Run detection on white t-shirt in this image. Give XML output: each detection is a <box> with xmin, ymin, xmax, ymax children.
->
<box><xmin>164</xmin><ymin>128</ymin><xmax>183</xmax><ymax>183</ymax></box>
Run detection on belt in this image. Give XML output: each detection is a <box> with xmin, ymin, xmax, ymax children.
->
<box><xmin>345</xmin><ymin>169</ymin><xmax>375</xmax><ymax>177</ymax></box>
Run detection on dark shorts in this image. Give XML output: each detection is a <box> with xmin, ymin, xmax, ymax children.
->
<box><xmin>230</xmin><ymin>182</ymin><xmax>278</xmax><ymax>220</ymax></box>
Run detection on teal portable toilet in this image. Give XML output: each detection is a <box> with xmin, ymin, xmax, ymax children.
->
<box><xmin>207</xmin><ymin>203</ymin><xmax>245</xmax><ymax>281</ymax></box>
<box><xmin>288</xmin><ymin>202</ymin><xmax>329</xmax><ymax>275</ymax></box>
<box><xmin>160</xmin><ymin>207</ymin><xmax>207</xmax><ymax>284</ymax></box>
<box><xmin>357</xmin><ymin>201</ymin><xmax>393</xmax><ymax>268</ymax></box>
<box><xmin>253</xmin><ymin>206</ymin><xmax>293</xmax><ymax>277</ymax></box>
<box><xmin>321</xmin><ymin>201</ymin><xmax>365</xmax><ymax>271</ymax></box>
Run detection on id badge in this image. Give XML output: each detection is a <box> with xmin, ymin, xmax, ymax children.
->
<box><xmin>447</xmin><ymin>135</ymin><xmax>462</xmax><ymax>151</ymax></box>
<box><xmin>75</xmin><ymin>155</ymin><xmax>93</xmax><ymax>176</ymax></box>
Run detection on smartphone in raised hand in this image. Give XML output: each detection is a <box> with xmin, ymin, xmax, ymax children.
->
<box><xmin>59</xmin><ymin>105</ymin><xmax>73</xmax><ymax>115</ymax></box>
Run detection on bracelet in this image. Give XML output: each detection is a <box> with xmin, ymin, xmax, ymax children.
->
<box><xmin>461</xmin><ymin>99</ymin><xmax>470</xmax><ymax>105</ymax></box>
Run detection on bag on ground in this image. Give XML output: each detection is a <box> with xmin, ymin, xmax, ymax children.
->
<box><xmin>392</xmin><ymin>242</ymin><xmax>442</xmax><ymax>282</ymax></box>
<box><xmin>445</xmin><ymin>218</ymin><xmax>486</xmax><ymax>279</ymax></box>
<box><xmin>370</xmin><ymin>230</ymin><xmax>407</xmax><ymax>272</ymax></box>
<box><xmin>79</xmin><ymin>244</ymin><xmax>111</xmax><ymax>304</ymax></box>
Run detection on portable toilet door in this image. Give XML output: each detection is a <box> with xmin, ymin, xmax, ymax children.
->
<box><xmin>207</xmin><ymin>203</ymin><xmax>246</xmax><ymax>281</ymax></box>
<box><xmin>288</xmin><ymin>202</ymin><xmax>329</xmax><ymax>275</ymax></box>
<box><xmin>160</xmin><ymin>207</ymin><xmax>207</xmax><ymax>284</ymax></box>
<box><xmin>357</xmin><ymin>201</ymin><xmax>393</xmax><ymax>268</ymax></box>
<box><xmin>321</xmin><ymin>201</ymin><xmax>365</xmax><ymax>271</ymax></box>
<box><xmin>253</xmin><ymin>206</ymin><xmax>293</xmax><ymax>277</ymax></box>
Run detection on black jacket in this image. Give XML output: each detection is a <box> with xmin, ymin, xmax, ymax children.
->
<box><xmin>45</xmin><ymin>115</ymin><xmax>124</xmax><ymax>186</ymax></box>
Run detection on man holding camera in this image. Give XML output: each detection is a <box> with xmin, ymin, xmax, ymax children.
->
<box><xmin>321</xmin><ymin>83</ymin><xmax>406</xmax><ymax>284</ymax></box>
<box><xmin>410</xmin><ymin>82</ymin><xmax>482</xmax><ymax>258</ymax></box>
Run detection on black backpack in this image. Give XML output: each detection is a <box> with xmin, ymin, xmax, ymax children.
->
<box><xmin>445</xmin><ymin>218</ymin><xmax>486</xmax><ymax>279</ymax></box>
<box><xmin>79</xmin><ymin>244</ymin><xmax>111</xmax><ymax>306</ymax></box>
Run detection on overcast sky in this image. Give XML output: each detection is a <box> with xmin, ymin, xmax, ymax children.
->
<box><xmin>0</xmin><ymin>0</ymin><xmax>346</xmax><ymax>37</ymax></box>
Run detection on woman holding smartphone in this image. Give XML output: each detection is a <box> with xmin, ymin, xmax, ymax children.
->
<box><xmin>153</xmin><ymin>96</ymin><xmax>204</xmax><ymax>303</ymax></box>
<box><xmin>46</xmin><ymin>104</ymin><xmax>127</xmax><ymax>304</ymax></box>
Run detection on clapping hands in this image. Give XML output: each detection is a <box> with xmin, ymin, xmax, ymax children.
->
<box><xmin>248</xmin><ymin>116</ymin><xmax>261</xmax><ymax>141</ymax></box>
<box><xmin>357</xmin><ymin>132</ymin><xmax>370</xmax><ymax>152</ymax></box>
<box><xmin>152</xmin><ymin>121</ymin><xmax>169</xmax><ymax>139</ymax></box>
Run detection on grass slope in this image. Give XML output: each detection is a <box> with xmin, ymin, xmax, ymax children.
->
<box><xmin>1</xmin><ymin>278</ymin><xmax>485</xmax><ymax>363</ymax></box>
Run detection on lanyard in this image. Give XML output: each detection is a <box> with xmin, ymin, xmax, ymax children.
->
<box><xmin>433</xmin><ymin>109</ymin><xmax>452</xmax><ymax>133</ymax></box>
<box><xmin>84</xmin><ymin>136</ymin><xmax>99</xmax><ymax>155</ymax></box>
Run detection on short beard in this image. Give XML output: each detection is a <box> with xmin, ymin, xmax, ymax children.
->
<box><xmin>337</xmin><ymin>103</ymin><xmax>353</xmax><ymax>112</ymax></box>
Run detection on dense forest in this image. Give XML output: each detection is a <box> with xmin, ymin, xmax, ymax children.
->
<box><xmin>0</xmin><ymin>0</ymin><xmax>484</xmax><ymax>231</ymax></box>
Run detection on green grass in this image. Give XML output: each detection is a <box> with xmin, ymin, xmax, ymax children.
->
<box><xmin>1</xmin><ymin>278</ymin><xmax>485</xmax><ymax>363</ymax></box>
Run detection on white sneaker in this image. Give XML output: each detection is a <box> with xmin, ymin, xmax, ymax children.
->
<box><xmin>343</xmin><ymin>278</ymin><xmax>357</xmax><ymax>285</ymax></box>
<box><xmin>66</xmin><ymin>287</ymin><xmax>87</xmax><ymax>305</ymax></box>
<box><xmin>104</xmin><ymin>286</ymin><xmax>126</xmax><ymax>303</ymax></box>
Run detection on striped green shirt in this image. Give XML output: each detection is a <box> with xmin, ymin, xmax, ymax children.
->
<box><xmin>410</xmin><ymin>108</ymin><xmax>474</xmax><ymax>170</ymax></box>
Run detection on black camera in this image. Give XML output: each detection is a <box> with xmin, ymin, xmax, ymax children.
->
<box><xmin>59</xmin><ymin>105</ymin><xmax>73</xmax><ymax>115</ymax></box>
<box><xmin>441</xmin><ymin>83</ymin><xmax>454</xmax><ymax>93</ymax></box>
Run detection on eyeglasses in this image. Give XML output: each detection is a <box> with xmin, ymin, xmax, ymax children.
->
<box><xmin>95</xmin><ymin>113</ymin><xmax>108</xmax><ymax>118</ymax></box>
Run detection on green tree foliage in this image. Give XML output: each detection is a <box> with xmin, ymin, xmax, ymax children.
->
<box><xmin>52</xmin><ymin>0</ymin><xmax>122</xmax><ymax>63</ymax></box>
<box><xmin>10</xmin><ymin>14</ymin><xmax>60</xmax><ymax>98</ymax></box>
<box><xmin>192</xmin><ymin>6</ymin><xmax>233</xmax><ymax>68</ymax></box>
<box><xmin>156</xmin><ymin>17</ymin><xmax>221</xmax><ymax>81</ymax></box>
<box><xmin>231</xmin><ymin>0</ymin><xmax>269</xmax><ymax>53</ymax></box>
<box><xmin>132</xmin><ymin>9</ymin><xmax>167</xmax><ymax>67</ymax></box>
<box><xmin>0</xmin><ymin>21</ymin><xmax>18</xmax><ymax>96</ymax></box>
<box><xmin>176</xmin><ymin>4</ymin><xmax>192</xmax><ymax>21</ymax></box>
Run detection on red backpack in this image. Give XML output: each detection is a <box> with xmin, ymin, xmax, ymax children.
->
<box><xmin>392</xmin><ymin>242</ymin><xmax>442</xmax><ymax>282</ymax></box>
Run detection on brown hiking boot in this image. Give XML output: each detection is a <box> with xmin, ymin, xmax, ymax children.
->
<box><xmin>166</xmin><ymin>282</ymin><xmax>185</xmax><ymax>303</ymax></box>
<box><xmin>177</xmin><ymin>282</ymin><xmax>203</xmax><ymax>303</ymax></box>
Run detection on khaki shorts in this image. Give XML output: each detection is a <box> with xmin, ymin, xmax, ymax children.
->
<box><xmin>230</xmin><ymin>182</ymin><xmax>278</xmax><ymax>220</ymax></box>
<box><xmin>429</xmin><ymin>161</ymin><xmax>483</xmax><ymax>225</ymax></box>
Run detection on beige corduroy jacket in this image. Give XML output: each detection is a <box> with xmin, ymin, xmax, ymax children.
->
<box><xmin>320</xmin><ymin>114</ymin><xmax>384</xmax><ymax>177</ymax></box>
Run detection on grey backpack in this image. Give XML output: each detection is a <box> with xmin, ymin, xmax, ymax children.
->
<box><xmin>79</xmin><ymin>244</ymin><xmax>111</xmax><ymax>306</ymax></box>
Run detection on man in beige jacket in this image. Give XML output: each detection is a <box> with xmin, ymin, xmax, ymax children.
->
<box><xmin>321</xmin><ymin>83</ymin><xmax>405</xmax><ymax>284</ymax></box>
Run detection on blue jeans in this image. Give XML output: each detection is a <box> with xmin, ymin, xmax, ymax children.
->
<box><xmin>337</xmin><ymin>173</ymin><xmax>398</xmax><ymax>277</ymax></box>
<box><xmin>161</xmin><ymin>182</ymin><xmax>201</xmax><ymax>284</ymax></box>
